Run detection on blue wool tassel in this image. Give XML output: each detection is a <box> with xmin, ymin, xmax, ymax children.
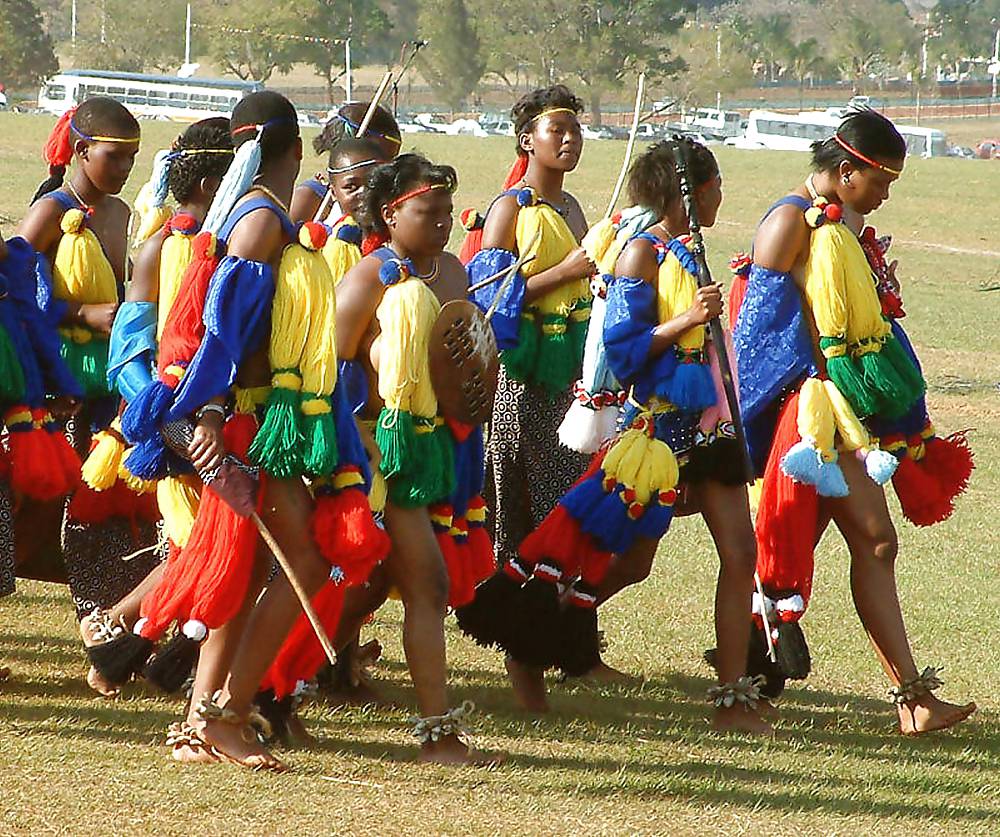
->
<box><xmin>865</xmin><ymin>448</ymin><xmax>899</xmax><ymax>485</ymax></box>
<box><xmin>667</xmin><ymin>362</ymin><xmax>717</xmax><ymax>412</ymax></box>
<box><xmin>816</xmin><ymin>458</ymin><xmax>849</xmax><ymax>497</ymax></box>
<box><xmin>582</xmin><ymin>487</ymin><xmax>633</xmax><ymax>554</ymax></box>
<box><xmin>336</xmin><ymin>223</ymin><xmax>362</xmax><ymax>245</ymax></box>
<box><xmin>124</xmin><ymin>437</ymin><xmax>169</xmax><ymax>480</ymax></box>
<box><xmin>781</xmin><ymin>440</ymin><xmax>822</xmax><ymax>485</ymax></box>
<box><xmin>633</xmin><ymin>501</ymin><xmax>674</xmax><ymax>542</ymax></box>
<box><xmin>120</xmin><ymin>380</ymin><xmax>174</xmax><ymax>443</ymax></box>
<box><xmin>561</xmin><ymin>471</ymin><xmax>609</xmax><ymax>521</ymax></box>
<box><xmin>150</xmin><ymin>150</ymin><xmax>173</xmax><ymax>209</ymax></box>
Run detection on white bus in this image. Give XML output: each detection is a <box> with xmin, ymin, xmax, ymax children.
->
<box><xmin>38</xmin><ymin>69</ymin><xmax>263</xmax><ymax>121</ymax></box>
<box><xmin>728</xmin><ymin>109</ymin><xmax>947</xmax><ymax>158</ymax></box>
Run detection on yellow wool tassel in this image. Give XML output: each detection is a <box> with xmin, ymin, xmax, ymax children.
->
<box><xmin>157</xmin><ymin>475</ymin><xmax>201</xmax><ymax>548</ymax></box>
<box><xmin>52</xmin><ymin>209</ymin><xmax>119</xmax><ymax>305</ymax></box>
<box><xmin>322</xmin><ymin>218</ymin><xmax>362</xmax><ymax>285</ymax></box>
<box><xmin>582</xmin><ymin>217</ymin><xmax>618</xmax><ymax>272</ymax></box>
<box><xmin>656</xmin><ymin>251</ymin><xmax>703</xmax><ymax>352</ymax></box>
<box><xmin>375</xmin><ymin>278</ymin><xmax>440</xmax><ymax>416</ymax></box>
<box><xmin>118</xmin><ymin>458</ymin><xmax>157</xmax><ymax>494</ymax></box>
<box><xmin>156</xmin><ymin>230</ymin><xmax>196</xmax><ymax>339</ymax></box>
<box><xmin>517</xmin><ymin>203</ymin><xmax>589</xmax><ymax>317</ymax></box>
<box><xmin>368</xmin><ymin>470</ymin><xmax>388</xmax><ymax>514</ymax></box>
<box><xmin>797</xmin><ymin>377</ymin><xmax>836</xmax><ymax>459</ymax></box>
<box><xmin>133</xmin><ymin>175</ymin><xmax>174</xmax><ymax>244</ymax></box>
<box><xmin>822</xmin><ymin>378</ymin><xmax>869</xmax><ymax>452</ymax></box>
<box><xmin>81</xmin><ymin>418</ymin><xmax>126</xmax><ymax>491</ymax></box>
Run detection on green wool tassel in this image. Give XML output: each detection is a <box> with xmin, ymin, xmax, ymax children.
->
<box><xmin>61</xmin><ymin>337</ymin><xmax>110</xmax><ymax>399</ymax></box>
<box><xmin>880</xmin><ymin>335</ymin><xmax>926</xmax><ymax>403</ymax></box>
<box><xmin>301</xmin><ymin>394</ymin><xmax>339</xmax><ymax>477</ymax></box>
<box><xmin>388</xmin><ymin>419</ymin><xmax>456</xmax><ymax>508</ymax></box>
<box><xmin>500</xmin><ymin>314</ymin><xmax>539</xmax><ymax>383</ymax></box>
<box><xmin>375</xmin><ymin>407</ymin><xmax>416</xmax><ymax>479</ymax></box>
<box><xmin>858</xmin><ymin>347</ymin><xmax>924</xmax><ymax>420</ymax></box>
<box><xmin>820</xmin><ymin>337</ymin><xmax>878</xmax><ymax>418</ymax></box>
<box><xmin>566</xmin><ymin>305</ymin><xmax>590</xmax><ymax>371</ymax></box>
<box><xmin>533</xmin><ymin>314</ymin><xmax>577</xmax><ymax>396</ymax></box>
<box><xmin>0</xmin><ymin>324</ymin><xmax>26</xmax><ymax>404</ymax></box>
<box><xmin>248</xmin><ymin>385</ymin><xmax>305</xmax><ymax>478</ymax></box>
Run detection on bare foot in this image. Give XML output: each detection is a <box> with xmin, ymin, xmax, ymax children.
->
<box><xmin>417</xmin><ymin>734</ymin><xmax>505</xmax><ymax>768</ymax></box>
<box><xmin>505</xmin><ymin>656</ymin><xmax>549</xmax><ymax>713</ymax></box>
<box><xmin>712</xmin><ymin>704</ymin><xmax>774</xmax><ymax>735</ymax></box>
<box><xmin>571</xmin><ymin>659</ymin><xmax>642</xmax><ymax>686</ymax></box>
<box><xmin>200</xmin><ymin>716</ymin><xmax>288</xmax><ymax>772</ymax></box>
<box><xmin>167</xmin><ymin>723</ymin><xmax>219</xmax><ymax>764</ymax></box>
<box><xmin>756</xmin><ymin>698</ymin><xmax>780</xmax><ymax>720</ymax></box>
<box><xmin>284</xmin><ymin>711</ymin><xmax>317</xmax><ymax>746</ymax></box>
<box><xmin>86</xmin><ymin>665</ymin><xmax>120</xmax><ymax>698</ymax></box>
<box><xmin>898</xmin><ymin>694</ymin><xmax>977</xmax><ymax>736</ymax></box>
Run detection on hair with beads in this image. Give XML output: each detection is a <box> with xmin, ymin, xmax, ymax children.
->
<box><xmin>314</xmin><ymin>101</ymin><xmax>401</xmax><ymax>157</ymax></box>
<box><xmin>168</xmin><ymin>117</ymin><xmax>233</xmax><ymax>204</ymax></box>
<box><xmin>811</xmin><ymin>109</ymin><xmax>906</xmax><ymax>173</ymax></box>
<box><xmin>361</xmin><ymin>153</ymin><xmax>457</xmax><ymax>237</ymax></box>
<box><xmin>627</xmin><ymin>138</ymin><xmax>718</xmax><ymax>219</ymax></box>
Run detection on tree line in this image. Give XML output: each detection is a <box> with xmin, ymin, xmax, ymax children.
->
<box><xmin>3</xmin><ymin>0</ymin><xmax>999</xmax><ymax>121</ymax></box>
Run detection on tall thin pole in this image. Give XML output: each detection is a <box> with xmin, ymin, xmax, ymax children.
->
<box><xmin>992</xmin><ymin>28</ymin><xmax>999</xmax><ymax>101</ymax></box>
<box><xmin>345</xmin><ymin>38</ymin><xmax>352</xmax><ymax>101</ymax></box>
<box><xmin>185</xmin><ymin>3</ymin><xmax>192</xmax><ymax>66</ymax></box>
<box><xmin>71</xmin><ymin>0</ymin><xmax>77</xmax><ymax>45</ymax></box>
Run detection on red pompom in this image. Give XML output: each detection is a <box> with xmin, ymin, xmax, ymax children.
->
<box><xmin>298</xmin><ymin>220</ymin><xmax>328</xmax><ymax>251</ymax></box>
<box><xmin>166</xmin><ymin>212</ymin><xmax>198</xmax><ymax>235</ymax></box>
<box><xmin>824</xmin><ymin>203</ymin><xmax>843</xmax><ymax>222</ymax></box>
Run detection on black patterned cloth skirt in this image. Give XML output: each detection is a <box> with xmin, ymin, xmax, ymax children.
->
<box><xmin>486</xmin><ymin>366</ymin><xmax>590</xmax><ymax>566</ymax></box>
<box><xmin>0</xmin><ymin>481</ymin><xmax>14</xmax><ymax>598</ymax></box>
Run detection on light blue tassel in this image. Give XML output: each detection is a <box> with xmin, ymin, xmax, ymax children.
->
<box><xmin>816</xmin><ymin>458</ymin><xmax>849</xmax><ymax>497</ymax></box>
<box><xmin>865</xmin><ymin>448</ymin><xmax>899</xmax><ymax>485</ymax></box>
<box><xmin>781</xmin><ymin>440</ymin><xmax>821</xmax><ymax>485</ymax></box>
<box><xmin>203</xmin><ymin>133</ymin><xmax>262</xmax><ymax>235</ymax></box>
<box><xmin>150</xmin><ymin>150</ymin><xmax>173</xmax><ymax>210</ymax></box>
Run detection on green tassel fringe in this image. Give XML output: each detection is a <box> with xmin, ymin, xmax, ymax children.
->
<box><xmin>386</xmin><ymin>419</ymin><xmax>456</xmax><ymax>508</ymax></box>
<box><xmin>500</xmin><ymin>314</ymin><xmax>538</xmax><ymax>383</ymax></box>
<box><xmin>375</xmin><ymin>408</ymin><xmax>416</xmax><ymax>479</ymax></box>
<box><xmin>567</xmin><ymin>306</ymin><xmax>590</xmax><ymax>372</ymax></box>
<box><xmin>534</xmin><ymin>314</ymin><xmax>578</xmax><ymax>396</ymax></box>
<box><xmin>878</xmin><ymin>334</ymin><xmax>926</xmax><ymax>409</ymax></box>
<box><xmin>858</xmin><ymin>345</ymin><xmax>924</xmax><ymax>420</ymax></box>
<box><xmin>0</xmin><ymin>324</ymin><xmax>26</xmax><ymax>403</ymax></box>
<box><xmin>248</xmin><ymin>386</ymin><xmax>305</xmax><ymax>478</ymax></box>
<box><xmin>301</xmin><ymin>394</ymin><xmax>339</xmax><ymax>477</ymax></box>
<box><xmin>61</xmin><ymin>337</ymin><xmax>110</xmax><ymax>399</ymax></box>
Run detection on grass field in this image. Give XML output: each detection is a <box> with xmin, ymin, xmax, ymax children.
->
<box><xmin>1</xmin><ymin>112</ymin><xmax>998</xmax><ymax>836</ymax></box>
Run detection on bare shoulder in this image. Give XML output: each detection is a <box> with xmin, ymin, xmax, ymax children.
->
<box><xmin>562</xmin><ymin>191</ymin><xmax>588</xmax><ymax>239</ymax></box>
<box><xmin>127</xmin><ymin>232</ymin><xmax>164</xmax><ymax>302</ymax></box>
<box><xmin>290</xmin><ymin>184</ymin><xmax>322</xmax><ymax>224</ymax></box>
<box><xmin>614</xmin><ymin>235</ymin><xmax>659</xmax><ymax>284</ymax></box>
<box><xmin>753</xmin><ymin>201</ymin><xmax>809</xmax><ymax>273</ymax></box>
<box><xmin>339</xmin><ymin>252</ymin><xmax>385</xmax><ymax>295</ymax></box>
<box><xmin>480</xmin><ymin>194</ymin><xmax>519</xmax><ymax>251</ymax></box>
<box><xmin>16</xmin><ymin>195</ymin><xmax>65</xmax><ymax>252</ymax></box>
<box><xmin>437</xmin><ymin>252</ymin><xmax>469</xmax><ymax>303</ymax></box>
<box><xmin>226</xmin><ymin>207</ymin><xmax>285</xmax><ymax>263</ymax></box>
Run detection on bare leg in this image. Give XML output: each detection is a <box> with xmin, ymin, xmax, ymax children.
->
<box><xmin>385</xmin><ymin>501</ymin><xmax>500</xmax><ymax>766</ymax></box>
<box><xmin>199</xmin><ymin>478</ymin><xmax>331</xmax><ymax>771</ymax></box>
<box><xmin>697</xmin><ymin>481</ymin><xmax>771</xmax><ymax>735</ymax></box>
<box><xmin>828</xmin><ymin>455</ymin><xmax>975</xmax><ymax>735</ymax></box>
<box><xmin>80</xmin><ymin>562</ymin><xmax>166</xmax><ymax>697</ymax></box>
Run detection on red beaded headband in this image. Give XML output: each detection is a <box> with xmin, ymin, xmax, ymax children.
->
<box><xmin>833</xmin><ymin>133</ymin><xmax>903</xmax><ymax>176</ymax></box>
<box><xmin>388</xmin><ymin>183</ymin><xmax>448</xmax><ymax>209</ymax></box>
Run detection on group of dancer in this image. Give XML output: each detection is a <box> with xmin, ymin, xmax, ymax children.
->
<box><xmin>0</xmin><ymin>80</ymin><xmax>977</xmax><ymax>772</ymax></box>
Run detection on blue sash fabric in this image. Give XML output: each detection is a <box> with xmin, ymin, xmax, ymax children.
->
<box><xmin>108</xmin><ymin>301</ymin><xmax>156</xmax><ymax>403</ymax></box>
<box><xmin>466</xmin><ymin>247</ymin><xmax>524</xmax><ymax>350</ymax></box>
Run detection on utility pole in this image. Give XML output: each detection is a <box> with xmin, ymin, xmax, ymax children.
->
<box><xmin>185</xmin><ymin>3</ymin><xmax>192</xmax><ymax>66</ymax></box>
<box><xmin>71</xmin><ymin>0</ymin><xmax>77</xmax><ymax>45</ymax></box>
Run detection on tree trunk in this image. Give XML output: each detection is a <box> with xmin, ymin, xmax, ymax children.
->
<box><xmin>589</xmin><ymin>88</ymin><xmax>603</xmax><ymax>127</ymax></box>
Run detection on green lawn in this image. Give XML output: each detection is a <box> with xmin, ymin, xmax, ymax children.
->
<box><xmin>1</xmin><ymin>113</ymin><xmax>999</xmax><ymax>836</ymax></box>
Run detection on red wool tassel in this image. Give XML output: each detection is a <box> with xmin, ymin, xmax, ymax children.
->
<box><xmin>458</xmin><ymin>155</ymin><xmax>529</xmax><ymax>265</ymax></box>
<box><xmin>261</xmin><ymin>577</ymin><xmax>346</xmax><ymax>700</ymax></box>
<box><xmin>0</xmin><ymin>447</ymin><xmax>10</xmax><ymax>482</ymax></box>
<box><xmin>361</xmin><ymin>230</ymin><xmax>387</xmax><ymax>257</ymax></box>
<box><xmin>67</xmin><ymin>481</ymin><xmax>122</xmax><ymax>524</ymax></box>
<box><xmin>5</xmin><ymin>408</ymin><xmax>67</xmax><ymax>501</ymax></box>
<box><xmin>754</xmin><ymin>393</ymin><xmax>820</xmax><ymax>614</ymax></box>
<box><xmin>310</xmin><ymin>488</ymin><xmax>390</xmax><ymax>583</ymax></box>
<box><xmin>919</xmin><ymin>433</ymin><xmax>974</xmax><ymax>508</ymax></box>
<box><xmin>48</xmin><ymin>426</ymin><xmax>83</xmax><ymax>496</ymax></box>
<box><xmin>728</xmin><ymin>273</ymin><xmax>748</xmax><ymax>327</ymax></box>
<box><xmin>892</xmin><ymin>457</ymin><xmax>951</xmax><ymax>527</ymax></box>
<box><xmin>43</xmin><ymin>108</ymin><xmax>77</xmax><ymax>171</ymax></box>
<box><xmin>437</xmin><ymin>529</ymin><xmax>469</xmax><ymax>608</ymax></box>
<box><xmin>520</xmin><ymin>504</ymin><xmax>592</xmax><ymax>578</ymax></box>
<box><xmin>156</xmin><ymin>234</ymin><xmax>219</xmax><ymax>376</ymax></box>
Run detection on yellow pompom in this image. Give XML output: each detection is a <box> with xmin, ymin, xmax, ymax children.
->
<box><xmin>61</xmin><ymin>208</ymin><xmax>87</xmax><ymax>234</ymax></box>
<box><xmin>804</xmin><ymin>206</ymin><xmax>824</xmax><ymax>229</ymax></box>
<box><xmin>81</xmin><ymin>428</ymin><xmax>126</xmax><ymax>491</ymax></box>
<box><xmin>157</xmin><ymin>476</ymin><xmax>200</xmax><ymax>547</ymax></box>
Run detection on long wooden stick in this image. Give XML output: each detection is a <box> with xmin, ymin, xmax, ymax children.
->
<box><xmin>604</xmin><ymin>73</ymin><xmax>646</xmax><ymax>220</ymax></box>
<box><xmin>312</xmin><ymin>70</ymin><xmax>395</xmax><ymax>222</ymax></box>
<box><xmin>251</xmin><ymin>512</ymin><xmax>338</xmax><ymax>667</ymax></box>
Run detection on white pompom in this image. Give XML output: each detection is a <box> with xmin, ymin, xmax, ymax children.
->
<box><xmin>558</xmin><ymin>401</ymin><xmax>620</xmax><ymax>454</ymax></box>
<box><xmin>181</xmin><ymin>619</ymin><xmax>208</xmax><ymax>642</ymax></box>
<box><xmin>132</xmin><ymin>617</ymin><xmax>148</xmax><ymax>636</ymax></box>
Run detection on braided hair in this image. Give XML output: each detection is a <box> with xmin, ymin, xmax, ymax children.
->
<box><xmin>168</xmin><ymin>117</ymin><xmax>233</xmax><ymax>204</ymax></box>
<box><xmin>627</xmin><ymin>138</ymin><xmax>718</xmax><ymax>219</ymax></box>
<box><xmin>361</xmin><ymin>153</ymin><xmax>457</xmax><ymax>238</ymax></box>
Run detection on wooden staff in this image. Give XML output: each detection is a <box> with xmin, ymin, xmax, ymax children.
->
<box><xmin>603</xmin><ymin>72</ymin><xmax>646</xmax><ymax>220</ymax></box>
<box><xmin>312</xmin><ymin>70</ymin><xmax>395</xmax><ymax>222</ymax></box>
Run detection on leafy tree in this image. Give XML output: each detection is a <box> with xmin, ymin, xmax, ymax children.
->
<box><xmin>820</xmin><ymin>0</ymin><xmax>920</xmax><ymax>85</ymax></box>
<box><xmin>668</xmin><ymin>25</ymin><xmax>754</xmax><ymax>107</ymax></box>
<box><xmin>295</xmin><ymin>0</ymin><xmax>390</xmax><ymax>104</ymax></box>
<box><xmin>0</xmin><ymin>0</ymin><xmax>58</xmax><ymax>89</ymax></box>
<box><xmin>206</xmin><ymin>0</ymin><xmax>307</xmax><ymax>82</ymax></box>
<box><xmin>417</xmin><ymin>0</ymin><xmax>485</xmax><ymax>111</ymax></box>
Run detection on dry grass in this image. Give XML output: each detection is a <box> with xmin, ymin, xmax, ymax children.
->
<box><xmin>1</xmin><ymin>113</ymin><xmax>998</xmax><ymax>836</ymax></box>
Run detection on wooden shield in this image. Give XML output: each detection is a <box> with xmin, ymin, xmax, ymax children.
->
<box><xmin>429</xmin><ymin>300</ymin><xmax>499</xmax><ymax>425</ymax></box>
